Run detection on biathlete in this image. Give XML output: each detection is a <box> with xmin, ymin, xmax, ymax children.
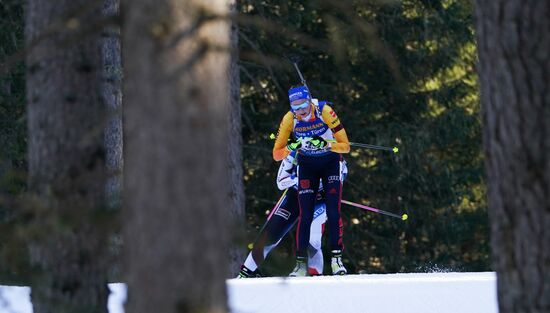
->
<box><xmin>273</xmin><ymin>85</ymin><xmax>350</xmax><ymax>276</ymax></box>
<box><xmin>238</xmin><ymin>151</ymin><xmax>348</xmax><ymax>278</ymax></box>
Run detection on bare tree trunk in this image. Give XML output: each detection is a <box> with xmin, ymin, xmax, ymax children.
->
<box><xmin>122</xmin><ymin>0</ymin><xmax>231</xmax><ymax>312</ymax></box>
<box><xmin>227</xmin><ymin>0</ymin><xmax>246</xmax><ymax>277</ymax></box>
<box><xmin>26</xmin><ymin>1</ymin><xmax>109</xmax><ymax>312</ymax></box>
<box><xmin>101</xmin><ymin>0</ymin><xmax>123</xmax><ymax>283</ymax></box>
<box><xmin>474</xmin><ymin>1</ymin><xmax>550</xmax><ymax>312</ymax></box>
<box><xmin>102</xmin><ymin>0</ymin><xmax>122</xmax><ymax>210</ymax></box>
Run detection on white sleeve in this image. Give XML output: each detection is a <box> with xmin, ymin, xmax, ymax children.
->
<box><xmin>341</xmin><ymin>160</ymin><xmax>348</xmax><ymax>182</ymax></box>
<box><xmin>276</xmin><ymin>154</ymin><xmax>298</xmax><ymax>190</ymax></box>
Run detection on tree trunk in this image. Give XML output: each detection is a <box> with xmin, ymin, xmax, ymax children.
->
<box><xmin>474</xmin><ymin>1</ymin><xmax>550</xmax><ymax>312</ymax></box>
<box><xmin>102</xmin><ymin>0</ymin><xmax>123</xmax><ymax>210</ymax></box>
<box><xmin>25</xmin><ymin>1</ymin><xmax>109</xmax><ymax>312</ymax></box>
<box><xmin>101</xmin><ymin>0</ymin><xmax>123</xmax><ymax>283</ymax></box>
<box><xmin>227</xmin><ymin>0</ymin><xmax>246</xmax><ymax>277</ymax></box>
<box><xmin>122</xmin><ymin>0</ymin><xmax>231</xmax><ymax>312</ymax></box>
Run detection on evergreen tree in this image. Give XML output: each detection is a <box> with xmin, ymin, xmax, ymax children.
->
<box><xmin>238</xmin><ymin>0</ymin><xmax>488</xmax><ymax>274</ymax></box>
<box><xmin>25</xmin><ymin>0</ymin><xmax>110</xmax><ymax>311</ymax></box>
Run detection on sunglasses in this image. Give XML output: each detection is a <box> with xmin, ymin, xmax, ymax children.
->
<box><xmin>290</xmin><ymin>100</ymin><xmax>310</xmax><ymax>111</ymax></box>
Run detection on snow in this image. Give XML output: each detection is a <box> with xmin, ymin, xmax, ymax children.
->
<box><xmin>227</xmin><ymin>272</ymin><xmax>498</xmax><ymax>313</ymax></box>
<box><xmin>0</xmin><ymin>286</ymin><xmax>31</xmax><ymax>313</ymax></box>
<box><xmin>0</xmin><ymin>283</ymin><xmax>126</xmax><ymax>313</ymax></box>
<box><xmin>0</xmin><ymin>272</ymin><xmax>497</xmax><ymax>313</ymax></box>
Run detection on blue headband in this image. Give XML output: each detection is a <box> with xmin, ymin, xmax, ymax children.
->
<box><xmin>288</xmin><ymin>85</ymin><xmax>310</xmax><ymax>103</ymax></box>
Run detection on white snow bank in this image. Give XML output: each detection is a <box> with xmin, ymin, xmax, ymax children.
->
<box><xmin>0</xmin><ymin>272</ymin><xmax>497</xmax><ymax>313</ymax></box>
<box><xmin>227</xmin><ymin>272</ymin><xmax>498</xmax><ymax>313</ymax></box>
<box><xmin>0</xmin><ymin>283</ymin><xmax>126</xmax><ymax>313</ymax></box>
<box><xmin>0</xmin><ymin>286</ymin><xmax>31</xmax><ymax>313</ymax></box>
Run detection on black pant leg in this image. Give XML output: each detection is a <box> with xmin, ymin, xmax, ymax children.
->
<box><xmin>251</xmin><ymin>189</ymin><xmax>299</xmax><ymax>265</ymax></box>
<box><xmin>322</xmin><ymin>153</ymin><xmax>344</xmax><ymax>251</ymax></box>
<box><xmin>296</xmin><ymin>155</ymin><xmax>320</xmax><ymax>258</ymax></box>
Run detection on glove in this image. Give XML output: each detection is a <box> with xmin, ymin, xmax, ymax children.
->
<box><xmin>309</xmin><ymin>135</ymin><xmax>328</xmax><ymax>149</ymax></box>
<box><xmin>287</xmin><ymin>138</ymin><xmax>302</xmax><ymax>151</ymax></box>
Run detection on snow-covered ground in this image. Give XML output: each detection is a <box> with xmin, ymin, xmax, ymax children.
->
<box><xmin>0</xmin><ymin>284</ymin><xmax>127</xmax><ymax>313</ymax></box>
<box><xmin>228</xmin><ymin>272</ymin><xmax>498</xmax><ymax>313</ymax></box>
<box><xmin>0</xmin><ymin>272</ymin><xmax>497</xmax><ymax>313</ymax></box>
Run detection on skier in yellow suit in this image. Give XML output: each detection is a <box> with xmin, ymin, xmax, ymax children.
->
<box><xmin>272</xmin><ymin>85</ymin><xmax>350</xmax><ymax>276</ymax></box>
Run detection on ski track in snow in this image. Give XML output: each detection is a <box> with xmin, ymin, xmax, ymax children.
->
<box><xmin>0</xmin><ymin>272</ymin><xmax>497</xmax><ymax>313</ymax></box>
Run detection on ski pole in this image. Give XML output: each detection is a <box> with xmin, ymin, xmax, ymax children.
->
<box><xmin>287</xmin><ymin>57</ymin><xmax>400</xmax><ymax>153</ymax></box>
<box><xmin>248</xmin><ymin>189</ymin><xmax>289</xmax><ymax>249</ymax></box>
<box><xmin>341</xmin><ymin>199</ymin><xmax>408</xmax><ymax>221</ymax></box>
<box><xmin>323</xmin><ymin>139</ymin><xmax>399</xmax><ymax>153</ymax></box>
<box><xmin>269</xmin><ymin>133</ymin><xmax>399</xmax><ymax>153</ymax></box>
<box><xmin>349</xmin><ymin>142</ymin><xmax>399</xmax><ymax>154</ymax></box>
<box><xmin>286</xmin><ymin>56</ymin><xmax>400</xmax><ymax>154</ymax></box>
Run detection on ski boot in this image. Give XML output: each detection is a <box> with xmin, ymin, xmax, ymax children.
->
<box><xmin>307</xmin><ymin>267</ymin><xmax>322</xmax><ymax>276</ymax></box>
<box><xmin>331</xmin><ymin>250</ymin><xmax>347</xmax><ymax>275</ymax></box>
<box><xmin>237</xmin><ymin>265</ymin><xmax>260</xmax><ymax>278</ymax></box>
<box><xmin>289</xmin><ymin>256</ymin><xmax>308</xmax><ymax>277</ymax></box>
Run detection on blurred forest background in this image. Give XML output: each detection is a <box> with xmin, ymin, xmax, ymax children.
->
<box><xmin>238</xmin><ymin>0</ymin><xmax>488</xmax><ymax>275</ymax></box>
<box><xmin>0</xmin><ymin>0</ymin><xmax>488</xmax><ymax>283</ymax></box>
<box><xmin>1</xmin><ymin>0</ymin><xmax>27</xmax><ymax>285</ymax></box>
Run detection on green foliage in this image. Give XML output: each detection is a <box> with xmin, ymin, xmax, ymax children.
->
<box><xmin>0</xmin><ymin>0</ymin><xmax>26</xmax><ymax>171</ymax></box>
<box><xmin>239</xmin><ymin>0</ymin><xmax>489</xmax><ymax>274</ymax></box>
<box><xmin>0</xmin><ymin>0</ymin><xmax>29</xmax><ymax>283</ymax></box>
<box><xmin>0</xmin><ymin>0</ymin><xmax>489</xmax><ymax>280</ymax></box>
